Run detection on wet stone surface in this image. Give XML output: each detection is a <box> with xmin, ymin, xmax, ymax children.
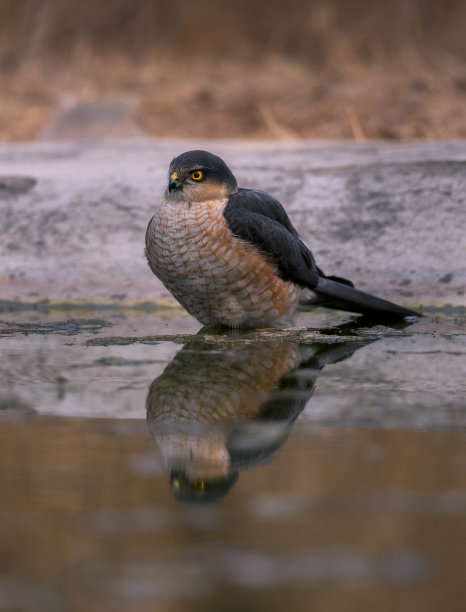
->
<box><xmin>0</xmin><ymin>139</ymin><xmax>465</xmax><ymax>308</ymax></box>
<box><xmin>0</xmin><ymin>308</ymin><xmax>465</xmax><ymax>611</ymax></box>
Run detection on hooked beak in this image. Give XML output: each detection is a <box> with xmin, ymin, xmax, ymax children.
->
<box><xmin>168</xmin><ymin>171</ymin><xmax>183</xmax><ymax>193</ymax></box>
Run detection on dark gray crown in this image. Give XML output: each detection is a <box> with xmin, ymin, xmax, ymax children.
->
<box><xmin>169</xmin><ymin>150</ymin><xmax>237</xmax><ymax>190</ymax></box>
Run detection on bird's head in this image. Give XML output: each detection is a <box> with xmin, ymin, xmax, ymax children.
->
<box><xmin>166</xmin><ymin>150</ymin><xmax>238</xmax><ymax>203</ymax></box>
<box><xmin>170</xmin><ymin>468</ymin><xmax>239</xmax><ymax>504</ymax></box>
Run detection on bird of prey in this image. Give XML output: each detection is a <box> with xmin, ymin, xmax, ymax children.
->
<box><xmin>146</xmin><ymin>338</ymin><xmax>301</xmax><ymax>502</ymax></box>
<box><xmin>145</xmin><ymin>150</ymin><xmax>418</xmax><ymax>328</ymax></box>
<box><xmin>146</xmin><ymin>334</ymin><xmax>374</xmax><ymax>502</ymax></box>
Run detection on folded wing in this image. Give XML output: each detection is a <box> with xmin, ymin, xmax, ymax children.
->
<box><xmin>223</xmin><ymin>188</ymin><xmax>419</xmax><ymax>318</ymax></box>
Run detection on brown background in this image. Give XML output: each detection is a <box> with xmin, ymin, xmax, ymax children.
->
<box><xmin>1</xmin><ymin>0</ymin><xmax>466</xmax><ymax>141</ymax></box>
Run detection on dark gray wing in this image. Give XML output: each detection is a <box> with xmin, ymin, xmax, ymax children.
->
<box><xmin>223</xmin><ymin>188</ymin><xmax>320</xmax><ymax>287</ymax></box>
<box><xmin>224</xmin><ymin>188</ymin><xmax>419</xmax><ymax>318</ymax></box>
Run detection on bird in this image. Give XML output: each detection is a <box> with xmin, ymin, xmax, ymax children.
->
<box><xmin>146</xmin><ymin>338</ymin><xmax>301</xmax><ymax>502</ymax></box>
<box><xmin>146</xmin><ymin>333</ymin><xmax>374</xmax><ymax>502</ymax></box>
<box><xmin>145</xmin><ymin>150</ymin><xmax>419</xmax><ymax>328</ymax></box>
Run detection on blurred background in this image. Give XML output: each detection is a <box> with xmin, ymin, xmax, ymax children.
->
<box><xmin>1</xmin><ymin>0</ymin><xmax>466</xmax><ymax>142</ymax></box>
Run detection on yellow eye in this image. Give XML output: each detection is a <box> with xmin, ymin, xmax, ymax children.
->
<box><xmin>190</xmin><ymin>170</ymin><xmax>204</xmax><ymax>181</ymax></box>
<box><xmin>192</xmin><ymin>479</ymin><xmax>206</xmax><ymax>490</ymax></box>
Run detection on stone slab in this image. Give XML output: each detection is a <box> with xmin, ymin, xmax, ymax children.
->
<box><xmin>0</xmin><ymin>139</ymin><xmax>465</xmax><ymax>309</ymax></box>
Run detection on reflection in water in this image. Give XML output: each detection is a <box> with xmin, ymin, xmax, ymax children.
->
<box><xmin>146</xmin><ymin>334</ymin><xmax>371</xmax><ymax>502</ymax></box>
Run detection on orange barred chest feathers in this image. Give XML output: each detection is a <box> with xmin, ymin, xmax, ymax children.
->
<box><xmin>145</xmin><ymin>198</ymin><xmax>299</xmax><ymax>327</ymax></box>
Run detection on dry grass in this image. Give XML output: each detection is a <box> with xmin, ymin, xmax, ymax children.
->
<box><xmin>1</xmin><ymin>0</ymin><xmax>466</xmax><ymax>141</ymax></box>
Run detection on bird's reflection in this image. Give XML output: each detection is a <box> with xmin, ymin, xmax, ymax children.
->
<box><xmin>146</xmin><ymin>324</ymin><xmax>381</xmax><ymax>503</ymax></box>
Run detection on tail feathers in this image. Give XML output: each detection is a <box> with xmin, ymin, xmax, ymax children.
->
<box><xmin>324</xmin><ymin>274</ymin><xmax>355</xmax><ymax>288</ymax></box>
<box><xmin>312</xmin><ymin>276</ymin><xmax>420</xmax><ymax>318</ymax></box>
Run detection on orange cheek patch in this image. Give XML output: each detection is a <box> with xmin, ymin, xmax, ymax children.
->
<box><xmin>188</xmin><ymin>180</ymin><xmax>231</xmax><ymax>202</ymax></box>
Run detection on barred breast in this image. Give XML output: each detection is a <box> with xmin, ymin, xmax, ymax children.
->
<box><xmin>145</xmin><ymin>198</ymin><xmax>299</xmax><ymax>327</ymax></box>
<box><xmin>146</xmin><ymin>340</ymin><xmax>302</xmax><ymax>478</ymax></box>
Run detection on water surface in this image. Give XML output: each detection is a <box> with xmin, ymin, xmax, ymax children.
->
<box><xmin>1</xmin><ymin>309</ymin><xmax>465</xmax><ymax>611</ymax></box>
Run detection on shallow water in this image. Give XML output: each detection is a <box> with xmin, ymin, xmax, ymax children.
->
<box><xmin>1</xmin><ymin>308</ymin><xmax>465</xmax><ymax>611</ymax></box>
